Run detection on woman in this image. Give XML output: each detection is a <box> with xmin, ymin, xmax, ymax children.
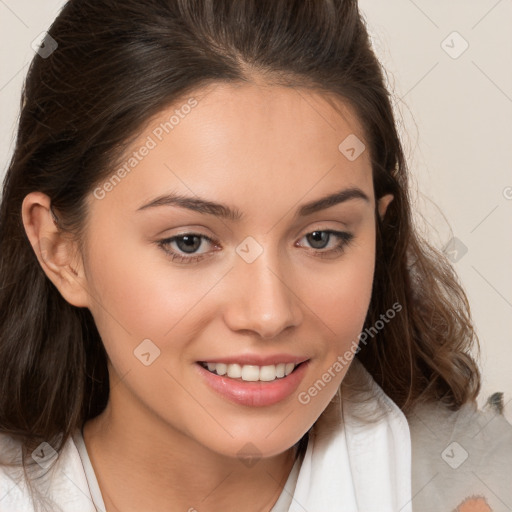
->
<box><xmin>1</xmin><ymin>1</ymin><xmax>510</xmax><ymax>511</ymax></box>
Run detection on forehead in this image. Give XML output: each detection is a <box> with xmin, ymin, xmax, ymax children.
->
<box><xmin>89</xmin><ymin>82</ymin><xmax>374</xmax><ymax>216</ymax></box>
<box><xmin>173</xmin><ymin>81</ymin><xmax>370</xmax><ymax>168</ymax></box>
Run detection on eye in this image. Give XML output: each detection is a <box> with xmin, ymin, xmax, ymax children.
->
<box><xmin>297</xmin><ymin>229</ymin><xmax>354</xmax><ymax>259</ymax></box>
<box><xmin>157</xmin><ymin>229</ymin><xmax>354</xmax><ymax>265</ymax></box>
<box><xmin>157</xmin><ymin>233</ymin><xmax>220</xmax><ymax>264</ymax></box>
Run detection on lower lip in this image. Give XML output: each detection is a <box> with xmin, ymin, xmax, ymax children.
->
<box><xmin>195</xmin><ymin>361</ymin><xmax>310</xmax><ymax>407</ymax></box>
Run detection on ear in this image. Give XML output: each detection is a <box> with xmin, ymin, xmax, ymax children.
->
<box><xmin>21</xmin><ymin>192</ymin><xmax>90</xmax><ymax>308</ymax></box>
<box><xmin>377</xmin><ymin>194</ymin><xmax>394</xmax><ymax>221</ymax></box>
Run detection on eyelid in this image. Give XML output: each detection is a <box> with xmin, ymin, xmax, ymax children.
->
<box><xmin>153</xmin><ymin>224</ymin><xmax>218</xmax><ymax>239</ymax></box>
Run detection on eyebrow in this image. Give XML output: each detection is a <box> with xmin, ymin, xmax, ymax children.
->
<box><xmin>136</xmin><ymin>187</ymin><xmax>370</xmax><ymax>221</ymax></box>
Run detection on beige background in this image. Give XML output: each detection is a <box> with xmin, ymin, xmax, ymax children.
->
<box><xmin>1</xmin><ymin>0</ymin><xmax>511</xmax><ymax>423</ymax></box>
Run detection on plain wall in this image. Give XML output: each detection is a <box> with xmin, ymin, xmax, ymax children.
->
<box><xmin>1</xmin><ymin>0</ymin><xmax>511</xmax><ymax>422</ymax></box>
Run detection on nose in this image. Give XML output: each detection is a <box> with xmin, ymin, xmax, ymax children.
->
<box><xmin>222</xmin><ymin>249</ymin><xmax>303</xmax><ymax>339</ymax></box>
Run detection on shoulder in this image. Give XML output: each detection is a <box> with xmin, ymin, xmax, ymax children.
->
<box><xmin>406</xmin><ymin>400</ymin><xmax>512</xmax><ymax>512</ymax></box>
<box><xmin>0</xmin><ymin>430</ymin><xmax>96</xmax><ymax>512</ymax></box>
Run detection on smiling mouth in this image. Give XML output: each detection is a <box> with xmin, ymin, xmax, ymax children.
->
<box><xmin>198</xmin><ymin>361</ymin><xmax>305</xmax><ymax>382</ymax></box>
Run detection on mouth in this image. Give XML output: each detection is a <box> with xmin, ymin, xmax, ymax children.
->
<box><xmin>198</xmin><ymin>361</ymin><xmax>305</xmax><ymax>382</ymax></box>
<box><xmin>195</xmin><ymin>359</ymin><xmax>311</xmax><ymax>407</ymax></box>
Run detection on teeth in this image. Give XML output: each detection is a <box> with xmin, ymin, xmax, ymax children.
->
<box><xmin>227</xmin><ymin>364</ymin><xmax>242</xmax><ymax>379</ymax></box>
<box><xmin>216</xmin><ymin>363</ymin><xmax>227</xmax><ymax>376</ymax></box>
<box><xmin>242</xmin><ymin>365</ymin><xmax>260</xmax><ymax>382</ymax></box>
<box><xmin>201</xmin><ymin>362</ymin><xmax>299</xmax><ymax>382</ymax></box>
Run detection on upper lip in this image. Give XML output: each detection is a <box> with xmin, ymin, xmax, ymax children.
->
<box><xmin>198</xmin><ymin>354</ymin><xmax>310</xmax><ymax>366</ymax></box>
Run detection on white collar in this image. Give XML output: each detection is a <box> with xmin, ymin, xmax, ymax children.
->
<box><xmin>272</xmin><ymin>357</ymin><xmax>412</xmax><ymax>511</ymax></box>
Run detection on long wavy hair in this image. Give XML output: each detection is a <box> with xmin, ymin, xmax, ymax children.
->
<box><xmin>0</xmin><ymin>0</ymin><xmax>480</xmax><ymax>506</ymax></box>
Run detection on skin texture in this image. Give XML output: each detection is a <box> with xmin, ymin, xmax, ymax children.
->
<box><xmin>22</xmin><ymin>82</ymin><xmax>393</xmax><ymax>512</ymax></box>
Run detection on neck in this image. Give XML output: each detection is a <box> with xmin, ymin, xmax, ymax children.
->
<box><xmin>82</xmin><ymin>392</ymin><xmax>299</xmax><ymax>512</ymax></box>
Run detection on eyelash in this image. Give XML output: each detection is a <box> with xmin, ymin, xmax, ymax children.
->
<box><xmin>157</xmin><ymin>230</ymin><xmax>354</xmax><ymax>264</ymax></box>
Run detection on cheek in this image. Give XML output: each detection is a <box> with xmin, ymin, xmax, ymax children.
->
<box><xmin>310</xmin><ymin>238</ymin><xmax>376</xmax><ymax>345</ymax></box>
<box><xmin>292</xmin><ymin>257</ymin><xmax>375</xmax><ymax>424</ymax></box>
<box><xmin>83</xmin><ymin>228</ymin><xmax>212</xmax><ymax>351</ymax></box>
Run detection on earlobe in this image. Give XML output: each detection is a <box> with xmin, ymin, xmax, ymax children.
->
<box><xmin>21</xmin><ymin>192</ymin><xmax>90</xmax><ymax>308</ymax></box>
<box><xmin>377</xmin><ymin>194</ymin><xmax>394</xmax><ymax>221</ymax></box>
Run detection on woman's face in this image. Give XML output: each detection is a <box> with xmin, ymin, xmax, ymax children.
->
<box><xmin>71</xmin><ymin>82</ymin><xmax>391</xmax><ymax>458</ymax></box>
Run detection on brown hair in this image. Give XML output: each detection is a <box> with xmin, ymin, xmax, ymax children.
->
<box><xmin>0</xmin><ymin>0</ymin><xmax>480</xmax><ymax>507</ymax></box>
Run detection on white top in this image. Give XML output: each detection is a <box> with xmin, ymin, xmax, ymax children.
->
<box><xmin>2</xmin><ymin>358</ymin><xmax>511</xmax><ymax>511</ymax></box>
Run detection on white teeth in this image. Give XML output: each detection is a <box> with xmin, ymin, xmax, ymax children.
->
<box><xmin>241</xmin><ymin>365</ymin><xmax>260</xmax><ymax>382</ymax></box>
<box><xmin>215</xmin><ymin>363</ymin><xmax>227</xmax><ymax>376</ymax></box>
<box><xmin>227</xmin><ymin>363</ymin><xmax>242</xmax><ymax>378</ymax></box>
<box><xmin>275</xmin><ymin>363</ymin><xmax>285</xmax><ymax>378</ymax></box>
<box><xmin>201</xmin><ymin>362</ymin><xmax>299</xmax><ymax>381</ymax></box>
<box><xmin>285</xmin><ymin>363</ymin><xmax>295</xmax><ymax>375</ymax></box>
<box><xmin>258</xmin><ymin>365</ymin><xmax>276</xmax><ymax>382</ymax></box>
